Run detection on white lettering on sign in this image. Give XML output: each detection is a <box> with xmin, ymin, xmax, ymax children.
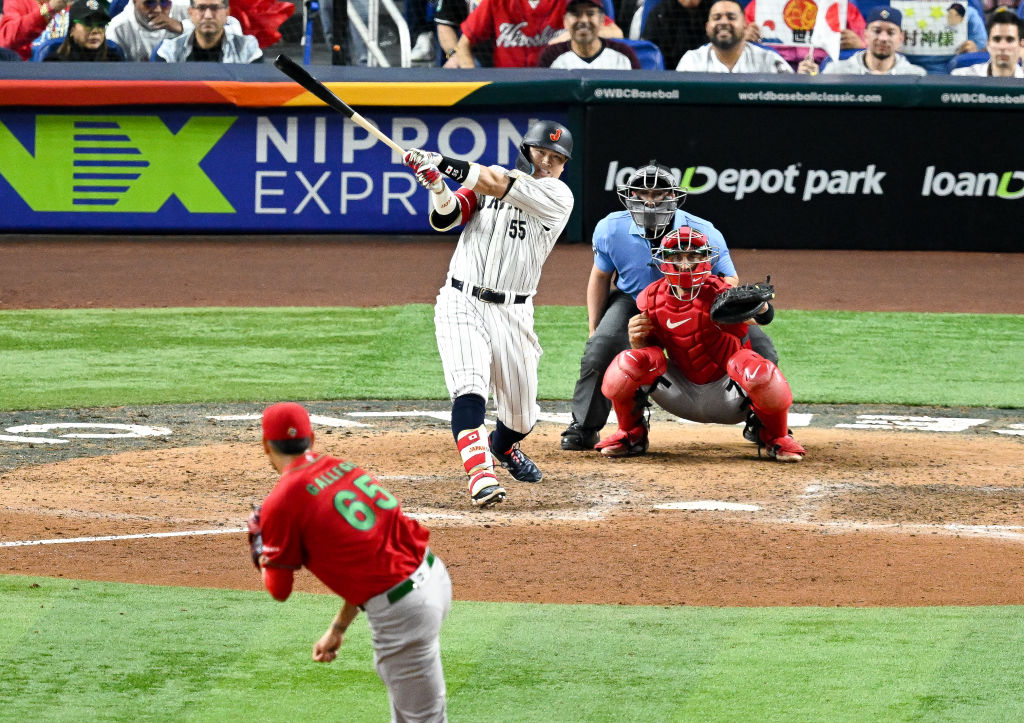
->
<box><xmin>835</xmin><ymin>415</ymin><xmax>988</xmax><ymax>432</ymax></box>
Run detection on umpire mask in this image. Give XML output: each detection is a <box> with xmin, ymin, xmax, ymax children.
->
<box><xmin>617</xmin><ymin>162</ymin><xmax>685</xmax><ymax>240</ymax></box>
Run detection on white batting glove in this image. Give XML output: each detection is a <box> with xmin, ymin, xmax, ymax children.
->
<box><xmin>415</xmin><ymin>164</ymin><xmax>445</xmax><ymax>193</ymax></box>
<box><xmin>403</xmin><ymin>148</ymin><xmax>442</xmax><ymax>171</ymax></box>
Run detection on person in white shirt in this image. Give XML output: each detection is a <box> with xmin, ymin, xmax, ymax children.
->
<box><xmin>676</xmin><ymin>0</ymin><xmax>793</xmax><ymax>72</ymax></box>
<box><xmin>810</xmin><ymin>6</ymin><xmax>927</xmax><ymax>75</ymax></box>
<box><xmin>536</xmin><ymin>0</ymin><xmax>641</xmax><ymax>69</ymax></box>
<box><xmin>952</xmin><ymin>10</ymin><xmax>1024</xmax><ymax>76</ymax></box>
<box><xmin>106</xmin><ymin>0</ymin><xmax>187</xmax><ymax>60</ymax></box>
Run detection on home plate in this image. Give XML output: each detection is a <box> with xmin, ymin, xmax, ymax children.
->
<box><xmin>655</xmin><ymin>501</ymin><xmax>762</xmax><ymax>512</ymax></box>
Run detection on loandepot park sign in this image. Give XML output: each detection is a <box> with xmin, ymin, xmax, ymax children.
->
<box><xmin>605</xmin><ymin>161</ymin><xmax>1024</xmax><ymax>202</ymax></box>
<box><xmin>0</xmin><ymin>110</ymin><xmax>559</xmax><ymax>233</ymax></box>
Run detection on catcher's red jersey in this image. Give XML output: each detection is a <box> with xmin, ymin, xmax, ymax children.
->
<box><xmin>260</xmin><ymin>452</ymin><xmax>428</xmax><ymax>606</ymax></box>
<box><xmin>460</xmin><ymin>0</ymin><xmax>568</xmax><ymax>67</ymax></box>
<box><xmin>638</xmin><ymin>277</ymin><xmax>752</xmax><ymax>385</ymax></box>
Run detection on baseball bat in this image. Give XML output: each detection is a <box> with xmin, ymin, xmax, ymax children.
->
<box><xmin>273</xmin><ymin>54</ymin><xmax>406</xmax><ymax>156</ymax></box>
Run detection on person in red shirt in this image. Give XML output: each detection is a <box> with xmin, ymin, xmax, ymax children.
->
<box><xmin>448</xmin><ymin>0</ymin><xmax>622</xmax><ymax>67</ymax></box>
<box><xmin>249</xmin><ymin>402</ymin><xmax>452</xmax><ymax>721</ymax></box>
<box><xmin>0</xmin><ymin>0</ymin><xmax>70</xmax><ymax>60</ymax></box>
<box><xmin>595</xmin><ymin>227</ymin><xmax>806</xmax><ymax>462</ymax></box>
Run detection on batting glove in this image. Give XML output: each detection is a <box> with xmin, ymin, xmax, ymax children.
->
<box><xmin>415</xmin><ymin>164</ymin><xmax>445</xmax><ymax>193</ymax></box>
<box><xmin>403</xmin><ymin>148</ymin><xmax>442</xmax><ymax>171</ymax></box>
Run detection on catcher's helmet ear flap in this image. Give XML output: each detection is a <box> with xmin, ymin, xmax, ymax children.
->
<box><xmin>652</xmin><ymin>226</ymin><xmax>716</xmax><ymax>300</ymax></box>
<box><xmin>617</xmin><ymin>161</ymin><xmax>685</xmax><ymax>240</ymax></box>
<box><xmin>516</xmin><ymin>120</ymin><xmax>573</xmax><ymax>173</ymax></box>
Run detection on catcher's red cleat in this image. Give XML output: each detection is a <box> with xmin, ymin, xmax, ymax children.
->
<box><xmin>595</xmin><ymin>425</ymin><xmax>649</xmax><ymax>457</ymax></box>
<box><xmin>760</xmin><ymin>431</ymin><xmax>806</xmax><ymax>462</ymax></box>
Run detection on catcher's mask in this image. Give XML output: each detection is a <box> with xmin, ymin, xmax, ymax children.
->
<box><xmin>653</xmin><ymin>226</ymin><xmax>717</xmax><ymax>301</ymax></box>
<box><xmin>617</xmin><ymin>161</ymin><xmax>686</xmax><ymax>240</ymax></box>
<box><xmin>515</xmin><ymin>120</ymin><xmax>573</xmax><ymax>174</ymax></box>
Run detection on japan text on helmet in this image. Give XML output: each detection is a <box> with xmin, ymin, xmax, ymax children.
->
<box><xmin>653</xmin><ymin>226</ymin><xmax>717</xmax><ymax>300</ymax></box>
<box><xmin>515</xmin><ymin>120</ymin><xmax>573</xmax><ymax>173</ymax></box>
<box><xmin>616</xmin><ymin>161</ymin><xmax>686</xmax><ymax>240</ymax></box>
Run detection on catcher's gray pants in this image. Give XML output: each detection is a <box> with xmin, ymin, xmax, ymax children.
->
<box><xmin>649</xmin><ymin>364</ymin><xmax>748</xmax><ymax>425</ymax></box>
<box><xmin>363</xmin><ymin>552</ymin><xmax>453</xmax><ymax>723</ymax></box>
<box><xmin>569</xmin><ymin>292</ymin><xmax>777</xmax><ymax>432</ymax></box>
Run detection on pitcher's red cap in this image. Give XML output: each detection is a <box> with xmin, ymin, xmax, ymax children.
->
<box><xmin>262</xmin><ymin>402</ymin><xmax>312</xmax><ymax>441</ymax></box>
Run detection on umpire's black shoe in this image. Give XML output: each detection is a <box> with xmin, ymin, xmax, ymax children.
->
<box><xmin>742</xmin><ymin>409</ymin><xmax>762</xmax><ymax>444</ymax></box>
<box><xmin>560</xmin><ymin>422</ymin><xmax>600</xmax><ymax>451</ymax></box>
<box><xmin>489</xmin><ymin>433</ymin><xmax>543</xmax><ymax>483</ymax></box>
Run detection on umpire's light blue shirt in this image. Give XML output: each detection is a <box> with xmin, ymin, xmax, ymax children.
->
<box><xmin>592</xmin><ymin>209</ymin><xmax>736</xmax><ymax>299</ymax></box>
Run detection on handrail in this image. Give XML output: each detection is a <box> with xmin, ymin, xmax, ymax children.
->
<box><xmin>348</xmin><ymin>0</ymin><xmax>411</xmax><ymax>68</ymax></box>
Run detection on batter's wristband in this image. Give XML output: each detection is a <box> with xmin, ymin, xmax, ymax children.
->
<box><xmin>438</xmin><ymin>156</ymin><xmax>472</xmax><ymax>184</ymax></box>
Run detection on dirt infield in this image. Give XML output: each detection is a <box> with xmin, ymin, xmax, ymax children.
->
<box><xmin>1</xmin><ymin>238</ymin><xmax>1022</xmax><ymax>607</ymax></box>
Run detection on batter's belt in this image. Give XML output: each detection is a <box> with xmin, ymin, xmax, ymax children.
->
<box><xmin>451</xmin><ymin>278</ymin><xmax>529</xmax><ymax>305</ymax></box>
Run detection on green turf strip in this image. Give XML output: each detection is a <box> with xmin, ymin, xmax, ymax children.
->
<box><xmin>0</xmin><ymin>307</ymin><xmax>1020</xmax><ymax>411</ymax></box>
<box><xmin>2</xmin><ymin>575</ymin><xmax>1023</xmax><ymax>721</ymax></box>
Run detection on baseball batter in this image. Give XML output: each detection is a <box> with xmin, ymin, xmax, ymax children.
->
<box><xmin>402</xmin><ymin>120</ymin><xmax>574</xmax><ymax>507</ymax></box>
<box><xmin>249</xmin><ymin>402</ymin><xmax>452</xmax><ymax>721</ymax></box>
<box><xmin>596</xmin><ymin>228</ymin><xmax>807</xmax><ymax>462</ymax></box>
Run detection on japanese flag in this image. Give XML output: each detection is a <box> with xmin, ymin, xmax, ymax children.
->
<box><xmin>811</xmin><ymin>0</ymin><xmax>847</xmax><ymax>61</ymax></box>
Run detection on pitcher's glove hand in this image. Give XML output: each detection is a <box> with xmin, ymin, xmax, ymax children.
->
<box><xmin>415</xmin><ymin>164</ymin><xmax>445</xmax><ymax>193</ymax></box>
<box><xmin>710</xmin><ymin>276</ymin><xmax>775</xmax><ymax>324</ymax></box>
<box><xmin>247</xmin><ymin>505</ymin><xmax>263</xmax><ymax>569</ymax></box>
<box><xmin>403</xmin><ymin>148</ymin><xmax>442</xmax><ymax>172</ymax></box>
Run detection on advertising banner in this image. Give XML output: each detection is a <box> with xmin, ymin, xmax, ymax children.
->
<box><xmin>583</xmin><ymin>104</ymin><xmax>1023</xmax><ymax>251</ymax></box>
<box><xmin>0</xmin><ymin>108</ymin><xmax>567</xmax><ymax>233</ymax></box>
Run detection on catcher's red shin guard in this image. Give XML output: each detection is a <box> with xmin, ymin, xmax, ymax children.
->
<box><xmin>726</xmin><ymin>348</ymin><xmax>793</xmax><ymax>440</ymax></box>
<box><xmin>602</xmin><ymin>347</ymin><xmax>666</xmax><ymax>431</ymax></box>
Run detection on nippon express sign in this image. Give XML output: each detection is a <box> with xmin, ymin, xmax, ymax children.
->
<box><xmin>0</xmin><ymin>110</ymin><xmax>561</xmax><ymax>233</ymax></box>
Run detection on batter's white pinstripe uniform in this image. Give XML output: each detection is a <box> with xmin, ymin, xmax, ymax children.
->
<box><xmin>432</xmin><ymin>167</ymin><xmax>574</xmax><ymax>433</ymax></box>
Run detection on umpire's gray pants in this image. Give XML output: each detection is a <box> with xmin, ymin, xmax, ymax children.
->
<box><xmin>363</xmin><ymin>553</ymin><xmax>452</xmax><ymax>722</ymax></box>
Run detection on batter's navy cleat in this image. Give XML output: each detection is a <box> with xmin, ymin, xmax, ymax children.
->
<box><xmin>595</xmin><ymin>424</ymin><xmax>649</xmax><ymax>457</ymax></box>
<box><xmin>468</xmin><ymin>470</ymin><xmax>506</xmax><ymax>508</ymax></box>
<box><xmin>742</xmin><ymin>410</ymin><xmax>762</xmax><ymax>444</ymax></box>
<box><xmin>489</xmin><ymin>434</ymin><xmax>543</xmax><ymax>482</ymax></box>
<box><xmin>560</xmin><ymin>422</ymin><xmax>600</xmax><ymax>451</ymax></box>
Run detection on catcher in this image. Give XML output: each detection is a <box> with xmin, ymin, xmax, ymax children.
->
<box><xmin>595</xmin><ymin>227</ymin><xmax>806</xmax><ymax>462</ymax></box>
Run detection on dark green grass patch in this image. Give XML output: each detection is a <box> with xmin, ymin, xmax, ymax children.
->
<box><xmin>3</xmin><ymin>576</ymin><xmax>1024</xmax><ymax>721</ymax></box>
<box><xmin>0</xmin><ymin>307</ymin><xmax>1020</xmax><ymax>410</ymax></box>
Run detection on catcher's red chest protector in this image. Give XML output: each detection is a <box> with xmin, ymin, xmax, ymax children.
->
<box><xmin>638</xmin><ymin>277</ymin><xmax>750</xmax><ymax>385</ymax></box>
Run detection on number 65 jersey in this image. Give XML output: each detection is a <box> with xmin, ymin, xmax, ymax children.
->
<box><xmin>259</xmin><ymin>451</ymin><xmax>429</xmax><ymax>606</ymax></box>
<box><xmin>443</xmin><ymin>168</ymin><xmax>574</xmax><ymax>295</ymax></box>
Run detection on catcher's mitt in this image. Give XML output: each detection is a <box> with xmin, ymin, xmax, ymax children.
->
<box><xmin>710</xmin><ymin>276</ymin><xmax>775</xmax><ymax>324</ymax></box>
<box><xmin>247</xmin><ymin>505</ymin><xmax>263</xmax><ymax>569</ymax></box>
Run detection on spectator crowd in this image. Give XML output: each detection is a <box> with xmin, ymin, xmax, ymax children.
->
<box><xmin>1</xmin><ymin>0</ymin><xmax>1021</xmax><ymax>76</ymax></box>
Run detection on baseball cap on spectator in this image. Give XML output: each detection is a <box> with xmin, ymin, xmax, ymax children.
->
<box><xmin>262</xmin><ymin>402</ymin><xmax>313</xmax><ymax>442</ymax></box>
<box><xmin>866</xmin><ymin>6</ymin><xmax>903</xmax><ymax>26</ymax></box>
<box><xmin>566</xmin><ymin>0</ymin><xmax>604</xmax><ymax>10</ymax></box>
<box><xmin>68</xmin><ymin>0</ymin><xmax>112</xmax><ymax>24</ymax></box>
<box><xmin>946</xmin><ymin>2</ymin><xmax>966</xmax><ymax>16</ymax></box>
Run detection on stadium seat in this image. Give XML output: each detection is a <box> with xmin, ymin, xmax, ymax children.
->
<box><xmin>946</xmin><ymin>51</ymin><xmax>989</xmax><ymax>73</ymax></box>
<box><xmin>617</xmin><ymin>37</ymin><xmax>664</xmax><ymax>69</ymax></box>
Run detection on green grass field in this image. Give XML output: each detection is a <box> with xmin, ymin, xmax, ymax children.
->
<box><xmin>0</xmin><ymin>307</ymin><xmax>1021</xmax><ymax>410</ymax></box>
<box><xmin>3</xmin><ymin>576</ymin><xmax>1024</xmax><ymax>722</ymax></box>
<box><xmin>2</xmin><ymin>305</ymin><xmax>1023</xmax><ymax>721</ymax></box>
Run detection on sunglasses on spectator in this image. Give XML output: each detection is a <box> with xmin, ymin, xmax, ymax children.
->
<box><xmin>192</xmin><ymin>3</ymin><xmax>227</xmax><ymax>11</ymax></box>
<box><xmin>142</xmin><ymin>0</ymin><xmax>173</xmax><ymax>7</ymax></box>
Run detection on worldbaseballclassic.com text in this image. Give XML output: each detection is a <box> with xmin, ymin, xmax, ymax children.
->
<box><xmin>605</xmin><ymin>161</ymin><xmax>886</xmax><ymax>202</ymax></box>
